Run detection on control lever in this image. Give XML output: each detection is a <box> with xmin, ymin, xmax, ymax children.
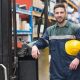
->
<box><xmin>17</xmin><ymin>44</ymin><xmax>32</xmax><ymax>57</ymax></box>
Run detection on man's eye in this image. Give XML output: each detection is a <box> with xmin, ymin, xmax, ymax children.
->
<box><xmin>55</xmin><ymin>12</ymin><xmax>58</xmax><ymax>14</ymax></box>
<box><xmin>60</xmin><ymin>12</ymin><xmax>64</xmax><ymax>14</ymax></box>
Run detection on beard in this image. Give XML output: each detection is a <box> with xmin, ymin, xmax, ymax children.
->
<box><xmin>56</xmin><ymin>17</ymin><xmax>66</xmax><ymax>24</ymax></box>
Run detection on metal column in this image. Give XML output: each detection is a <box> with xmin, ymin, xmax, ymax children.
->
<box><xmin>0</xmin><ymin>0</ymin><xmax>12</xmax><ymax>80</ymax></box>
<box><xmin>43</xmin><ymin>0</ymin><xmax>48</xmax><ymax>33</ymax></box>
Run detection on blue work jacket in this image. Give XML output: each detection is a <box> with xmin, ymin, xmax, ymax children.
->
<box><xmin>34</xmin><ymin>21</ymin><xmax>80</xmax><ymax>79</ymax></box>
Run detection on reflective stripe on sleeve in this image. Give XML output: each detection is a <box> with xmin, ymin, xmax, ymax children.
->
<box><xmin>49</xmin><ymin>35</ymin><xmax>76</xmax><ymax>40</ymax></box>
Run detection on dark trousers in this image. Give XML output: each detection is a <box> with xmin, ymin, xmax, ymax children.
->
<box><xmin>50</xmin><ymin>64</ymin><xmax>80</xmax><ymax>80</ymax></box>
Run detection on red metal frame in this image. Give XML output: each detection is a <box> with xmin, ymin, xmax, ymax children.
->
<box><xmin>16</xmin><ymin>0</ymin><xmax>32</xmax><ymax>10</ymax></box>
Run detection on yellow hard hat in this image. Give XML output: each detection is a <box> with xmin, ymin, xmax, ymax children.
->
<box><xmin>65</xmin><ymin>40</ymin><xmax>80</xmax><ymax>56</ymax></box>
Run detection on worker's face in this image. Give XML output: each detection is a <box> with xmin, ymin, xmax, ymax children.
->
<box><xmin>54</xmin><ymin>7</ymin><xmax>66</xmax><ymax>23</ymax></box>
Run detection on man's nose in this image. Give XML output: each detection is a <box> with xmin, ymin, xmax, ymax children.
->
<box><xmin>58</xmin><ymin>13</ymin><xmax>61</xmax><ymax>16</ymax></box>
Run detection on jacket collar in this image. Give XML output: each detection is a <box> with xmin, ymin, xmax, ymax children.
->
<box><xmin>55</xmin><ymin>20</ymin><xmax>69</xmax><ymax>28</ymax></box>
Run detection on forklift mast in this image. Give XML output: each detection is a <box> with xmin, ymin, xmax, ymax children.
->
<box><xmin>0</xmin><ymin>0</ymin><xmax>12</xmax><ymax>80</ymax></box>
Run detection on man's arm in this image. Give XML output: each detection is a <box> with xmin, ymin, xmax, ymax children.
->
<box><xmin>31</xmin><ymin>28</ymin><xmax>49</xmax><ymax>59</ymax></box>
<box><xmin>69</xmin><ymin>28</ymin><xmax>80</xmax><ymax>70</ymax></box>
<box><xmin>75</xmin><ymin>28</ymin><xmax>80</xmax><ymax>60</ymax></box>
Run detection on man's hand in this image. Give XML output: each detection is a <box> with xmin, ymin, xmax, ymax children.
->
<box><xmin>31</xmin><ymin>45</ymin><xmax>40</xmax><ymax>59</ymax></box>
<box><xmin>69</xmin><ymin>58</ymin><xmax>80</xmax><ymax>70</ymax></box>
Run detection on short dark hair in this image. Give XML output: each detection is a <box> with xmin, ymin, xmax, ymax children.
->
<box><xmin>53</xmin><ymin>3</ymin><xmax>66</xmax><ymax>12</ymax></box>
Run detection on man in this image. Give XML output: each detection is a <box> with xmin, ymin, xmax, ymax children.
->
<box><xmin>31</xmin><ymin>3</ymin><xmax>80</xmax><ymax>80</ymax></box>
